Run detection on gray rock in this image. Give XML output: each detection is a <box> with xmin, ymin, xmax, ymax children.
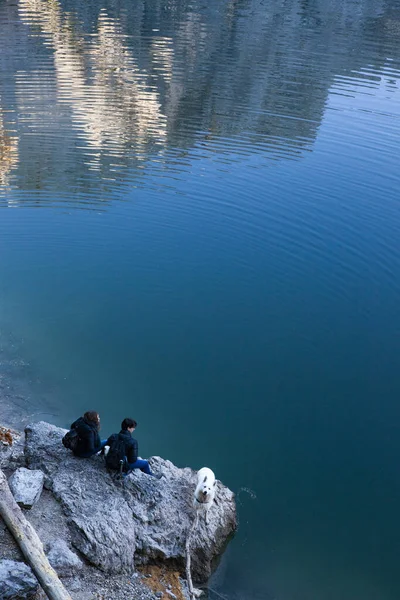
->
<box><xmin>53</xmin><ymin>466</ymin><xmax>136</xmax><ymax>574</ymax></box>
<box><xmin>25</xmin><ymin>422</ymin><xmax>136</xmax><ymax>573</ymax></box>
<box><xmin>124</xmin><ymin>458</ymin><xmax>236</xmax><ymax>582</ymax></box>
<box><xmin>64</xmin><ymin>578</ymin><xmax>81</xmax><ymax>592</ymax></box>
<box><xmin>24</xmin><ymin>422</ymin><xmax>70</xmax><ymax>486</ymax></box>
<box><xmin>8</xmin><ymin>468</ymin><xmax>44</xmax><ymax>509</ymax></box>
<box><xmin>0</xmin><ymin>559</ymin><xmax>38</xmax><ymax>599</ymax></box>
<box><xmin>47</xmin><ymin>539</ymin><xmax>83</xmax><ymax>577</ymax></box>
<box><xmin>25</xmin><ymin>421</ymin><xmax>237</xmax><ymax>583</ymax></box>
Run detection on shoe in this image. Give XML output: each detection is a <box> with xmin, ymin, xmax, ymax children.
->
<box><xmin>152</xmin><ymin>473</ymin><xmax>163</xmax><ymax>480</ymax></box>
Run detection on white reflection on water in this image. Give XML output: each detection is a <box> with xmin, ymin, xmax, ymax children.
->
<box><xmin>0</xmin><ymin>103</ymin><xmax>18</xmax><ymax>189</ymax></box>
<box><xmin>18</xmin><ymin>0</ymin><xmax>167</xmax><ymax>172</ymax></box>
<box><xmin>1</xmin><ymin>0</ymin><xmax>399</xmax><ymax>204</ymax></box>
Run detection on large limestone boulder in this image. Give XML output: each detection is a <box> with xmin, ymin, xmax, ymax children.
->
<box><xmin>56</xmin><ymin>471</ymin><xmax>136</xmax><ymax>575</ymax></box>
<box><xmin>8</xmin><ymin>468</ymin><xmax>44</xmax><ymax>509</ymax></box>
<box><xmin>124</xmin><ymin>457</ymin><xmax>236</xmax><ymax>582</ymax></box>
<box><xmin>25</xmin><ymin>422</ymin><xmax>136</xmax><ymax>573</ymax></box>
<box><xmin>0</xmin><ymin>559</ymin><xmax>38</xmax><ymax>599</ymax></box>
<box><xmin>25</xmin><ymin>422</ymin><xmax>237</xmax><ymax>583</ymax></box>
<box><xmin>24</xmin><ymin>422</ymin><xmax>71</xmax><ymax>484</ymax></box>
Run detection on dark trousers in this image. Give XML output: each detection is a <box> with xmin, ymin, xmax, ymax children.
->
<box><xmin>76</xmin><ymin>439</ymin><xmax>108</xmax><ymax>458</ymax></box>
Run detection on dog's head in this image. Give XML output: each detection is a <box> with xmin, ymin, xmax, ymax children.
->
<box><xmin>198</xmin><ymin>473</ymin><xmax>216</xmax><ymax>503</ymax></box>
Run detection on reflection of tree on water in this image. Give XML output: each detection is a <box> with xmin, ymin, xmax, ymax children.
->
<box><xmin>2</xmin><ymin>0</ymin><xmax>400</xmax><ymax>196</ymax></box>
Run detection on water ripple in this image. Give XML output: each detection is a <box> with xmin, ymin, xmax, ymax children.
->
<box><xmin>0</xmin><ymin>0</ymin><xmax>398</xmax><ymax>205</ymax></box>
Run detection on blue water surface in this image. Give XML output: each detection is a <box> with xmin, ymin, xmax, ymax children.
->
<box><xmin>1</xmin><ymin>0</ymin><xmax>400</xmax><ymax>598</ymax></box>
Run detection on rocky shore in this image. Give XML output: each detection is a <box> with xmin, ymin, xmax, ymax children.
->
<box><xmin>0</xmin><ymin>423</ymin><xmax>237</xmax><ymax>599</ymax></box>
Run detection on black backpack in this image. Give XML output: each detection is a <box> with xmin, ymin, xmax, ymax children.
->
<box><xmin>62</xmin><ymin>429</ymin><xmax>79</xmax><ymax>452</ymax></box>
<box><xmin>105</xmin><ymin>434</ymin><xmax>126</xmax><ymax>471</ymax></box>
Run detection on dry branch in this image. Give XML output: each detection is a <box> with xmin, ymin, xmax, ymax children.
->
<box><xmin>0</xmin><ymin>468</ymin><xmax>72</xmax><ymax>600</ymax></box>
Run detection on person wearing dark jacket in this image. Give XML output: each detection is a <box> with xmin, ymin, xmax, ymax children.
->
<box><xmin>107</xmin><ymin>418</ymin><xmax>161</xmax><ymax>477</ymax></box>
<box><xmin>71</xmin><ymin>411</ymin><xmax>108</xmax><ymax>458</ymax></box>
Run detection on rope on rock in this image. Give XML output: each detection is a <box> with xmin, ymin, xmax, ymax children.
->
<box><xmin>185</xmin><ymin>511</ymin><xmax>200</xmax><ymax>600</ymax></box>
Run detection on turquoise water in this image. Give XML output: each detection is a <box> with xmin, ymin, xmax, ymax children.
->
<box><xmin>1</xmin><ymin>0</ymin><xmax>400</xmax><ymax>598</ymax></box>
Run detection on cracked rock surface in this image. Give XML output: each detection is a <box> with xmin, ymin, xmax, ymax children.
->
<box><xmin>25</xmin><ymin>421</ymin><xmax>237</xmax><ymax>583</ymax></box>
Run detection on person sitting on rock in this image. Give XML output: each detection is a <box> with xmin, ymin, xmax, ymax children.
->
<box><xmin>106</xmin><ymin>418</ymin><xmax>162</xmax><ymax>478</ymax></box>
<box><xmin>70</xmin><ymin>411</ymin><xmax>108</xmax><ymax>458</ymax></box>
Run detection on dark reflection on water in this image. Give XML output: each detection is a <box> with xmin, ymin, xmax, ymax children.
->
<box><xmin>0</xmin><ymin>0</ymin><xmax>399</xmax><ymax>202</ymax></box>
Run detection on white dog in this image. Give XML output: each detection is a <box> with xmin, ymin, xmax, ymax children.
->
<box><xmin>193</xmin><ymin>467</ymin><xmax>217</xmax><ymax>522</ymax></box>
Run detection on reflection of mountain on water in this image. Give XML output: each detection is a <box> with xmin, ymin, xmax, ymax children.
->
<box><xmin>0</xmin><ymin>105</ymin><xmax>18</xmax><ymax>188</ymax></box>
<box><xmin>0</xmin><ymin>0</ymin><xmax>399</xmax><ymax>196</ymax></box>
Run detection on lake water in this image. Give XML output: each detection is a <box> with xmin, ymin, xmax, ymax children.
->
<box><xmin>1</xmin><ymin>0</ymin><xmax>400</xmax><ymax>598</ymax></box>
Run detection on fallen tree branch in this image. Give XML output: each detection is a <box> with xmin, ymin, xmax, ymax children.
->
<box><xmin>0</xmin><ymin>468</ymin><xmax>72</xmax><ymax>600</ymax></box>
